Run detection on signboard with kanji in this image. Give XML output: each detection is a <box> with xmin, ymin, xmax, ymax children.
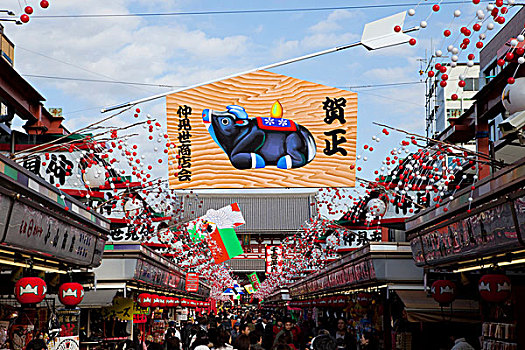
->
<box><xmin>185</xmin><ymin>273</ymin><xmax>200</xmax><ymax>292</ymax></box>
<box><xmin>265</xmin><ymin>245</ymin><xmax>283</xmax><ymax>274</ymax></box>
<box><xmin>166</xmin><ymin>70</ymin><xmax>357</xmax><ymax>189</ymax></box>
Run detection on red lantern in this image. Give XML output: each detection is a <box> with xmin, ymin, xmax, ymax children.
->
<box><xmin>150</xmin><ymin>294</ymin><xmax>161</xmax><ymax>307</ymax></box>
<box><xmin>180</xmin><ymin>298</ymin><xmax>187</xmax><ymax>307</ymax></box>
<box><xmin>137</xmin><ymin>293</ymin><xmax>152</xmax><ymax>307</ymax></box>
<box><xmin>158</xmin><ymin>295</ymin><xmax>166</xmax><ymax>307</ymax></box>
<box><xmin>173</xmin><ymin>298</ymin><xmax>180</xmax><ymax>307</ymax></box>
<box><xmin>479</xmin><ymin>274</ymin><xmax>511</xmax><ymax>303</ymax></box>
<box><xmin>357</xmin><ymin>292</ymin><xmax>372</xmax><ymax>307</ymax></box>
<box><xmin>431</xmin><ymin>280</ymin><xmax>457</xmax><ymax>305</ymax></box>
<box><xmin>165</xmin><ymin>297</ymin><xmax>175</xmax><ymax>307</ymax></box>
<box><xmin>58</xmin><ymin>282</ymin><xmax>84</xmax><ymax>307</ymax></box>
<box><xmin>15</xmin><ymin>277</ymin><xmax>47</xmax><ymax>304</ymax></box>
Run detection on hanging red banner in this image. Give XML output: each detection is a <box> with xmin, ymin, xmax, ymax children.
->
<box><xmin>185</xmin><ymin>273</ymin><xmax>199</xmax><ymax>292</ymax></box>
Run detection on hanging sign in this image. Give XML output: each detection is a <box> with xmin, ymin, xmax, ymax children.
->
<box><xmin>166</xmin><ymin>70</ymin><xmax>357</xmax><ymax>189</ymax></box>
<box><xmin>248</xmin><ymin>272</ymin><xmax>261</xmax><ymax>290</ymax></box>
<box><xmin>185</xmin><ymin>273</ymin><xmax>200</xmax><ymax>292</ymax></box>
<box><xmin>101</xmin><ymin>297</ymin><xmax>134</xmax><ymax>321</ymax></box>
<box><xmin>265</xmin><ymin>245</ymin><xmax>283</xmax><ymax>274</ymax></box>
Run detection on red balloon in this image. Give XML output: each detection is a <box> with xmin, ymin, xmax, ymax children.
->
<box><xmin>451</xmin><ymin>94</ymin><xmax>458</xmax><ymax>101</ymax></box>
<box><xmin>15</xmin><ymin>277</ymin><xmax>47</xmax><ymax>304</ymax></box>
<box><xmin>516</xmin><ymin>47</ymin><xmax>525</xmax><ymax>56</ymax></box>
<box><xmin>432</xmin><ymin>4</ymin><xmax>440</xmax><ymax>12</ymax></box>
<box><xmin>444</xmin><ymin>29</ymin><xmax>451</xmax><ymax>37</ymax></box>
<box><xmin>40</xmin><ymin>0</ymin><xmax>49</xmax><ymax>8</ymax></box>
<box><xmin>497</xmin><ymin>59</ymin><xmax>506</xmax><ymax>66</ymax></box>
<box><xmin>440</xmin><ymin>81</ymin><xmax>447</xmax><ymax>87</ymax></box>
<box><xmin>20</xmin><ymin>14</ymin><xmax>30</xmax><ymax>23</ymax></box>
<box><xmin>24</xmin><ymin>6</ymin><xmax>33</xmax><ymax>14</ymax></box>
<box><xmin>394</xmin><ymin>25</ymin><xmax>401</xmax><ymax>32</ymax></box>
<box><xmin>409</xmin><ymin>38</ymin><xmax>417</xmax><ymax>46</ymax></box>
<box><xmin>479</xmin><ymin>274</ymin><xmax>511</xmax><ymax>303</ymax></box>
<box><xmin>476</xmin><ymin>42</ymin><xmax>484</xmax><ymax>49</ymax></box>
<box><xmin>431</xmin><ymin>280</ymin><xmax>457</xmax><ymax>305</ymax></box>
<box><xmin>506</xmin><ymin>52</ymin><xmax>514</xmax><ymax>61</ymax></box>
<box><xmin>473</xmin><ymin>23</ymin><xmax>481</xmax><ymax>31</ymax></box>
<box><xmin>59</xmin><ymin>282</ymin><xmax>84</xmax><ymax>307</ymax></box>
<box><xmin>508</xmin><ymin>77</ymin><xmax>515</xmax><ymax>84</ymax></box>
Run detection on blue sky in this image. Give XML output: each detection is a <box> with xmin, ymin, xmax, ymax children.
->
<box><xmin>3</xmin><ymin>0</ymin><xmax>517</xmax><ymax>187</ymax></box>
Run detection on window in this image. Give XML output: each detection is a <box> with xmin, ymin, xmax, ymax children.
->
<box><xmin>464</xmin><ymin>77</ymin><xmax>480</xmax><ymax>91</ymax></box>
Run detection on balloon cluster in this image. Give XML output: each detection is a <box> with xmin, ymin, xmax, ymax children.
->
<box><xmin>18</xmin><ymin>0</ymin><xmax>50</xmax><ymax>24</ymax></box>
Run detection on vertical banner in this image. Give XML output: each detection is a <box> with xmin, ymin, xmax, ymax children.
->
<box><xmin>248</xmin><ymin>272</ymin><xmax>261</xmax><ymax>290</ymax></box>
<box><xmin>265</xmin><ymin>245</ymin><xmax>283</xmax><ymax>274</ymax></box>
<box><xmin>166</xmin><ymin>70</ymin><xmax>357</xmax><ymax>189</ymax></box>
<box><xmin>185</xmin><ymin>273</ymin><xmax>200</xmax><ymax>292</ymax></box>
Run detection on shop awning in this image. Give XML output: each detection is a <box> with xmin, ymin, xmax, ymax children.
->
<box><xmin>80</xmin><ymin>289</ymin><xmax>118</xmax><ymax>308</ymax></box>
<box><xmin>396</xmin><ymin>290</ymin><xmax>480</xmax><ymax>323</ymax></box>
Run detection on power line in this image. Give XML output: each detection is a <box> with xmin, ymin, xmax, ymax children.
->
<box><xmin>22</xmin><ymin>73</ymin><xmax>425</xmax><ymax>90</ymax></box>
<box><xmin>23</xmin><ymin>74</ymin><xmax>180</xmax><ymax>88</ymax></box>
<box><xmin>31</xmin><ymin>1</ymin><xmax>487</xmax><ymax>19</ymax></box>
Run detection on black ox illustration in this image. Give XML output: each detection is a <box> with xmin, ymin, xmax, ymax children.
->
<box><xmin>202</xmin><ymin>105</ymin><xmax>316</xmax><ymax>170</ymax></box>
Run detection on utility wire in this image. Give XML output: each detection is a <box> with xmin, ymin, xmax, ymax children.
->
<box><xmin>30</xmin><ymin>1</ymin><xmax>489</xmax><ymax>19</ymax></box>
<box><xmin>22</xmin><ymin>73</ymin><xmax>425</xmax><ymax>90</ymax></box>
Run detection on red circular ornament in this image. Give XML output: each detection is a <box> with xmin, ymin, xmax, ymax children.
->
<box><xmin>439</xmin><ymin>66</ymin><xmax>447</xmax><ymax>73</ymax></box>
<box><xmin>516</xmin><ymin>47</ymin><xmax>525</xmax><ymax>56</ymax></box>
<box><xmin>476</xmin><ymin>42</ymin><xmax>484</xmax><ymax>49</ymax></box>
<box><xmin>441</xmin><ymin>74</ymin><xmax>449</xmax><ymax>81</ymax></box>
<box><xmin>458</xmin><ymin>80</ymin><xmax>466</xmax><ymax>87</ymax></box>
<box><xmin>440</xmin><ymin>81</ymin><xmax>447</xmax><ymax>87</ymax></box>
<box><xmin>137</xmin><ymin>293</ymin><xmax>152</xmax><ymax>307</ymax></box>
<box><xmin>506</xmin><ymin>52</ymin><xmax>514</xmax><ymax>61</ymax></box>
<box><xmin>451</xmin><ymin>94</ymin><xmax>458</xmax><ymax>100</ymax></box>
<box><xmin>508</xmin><ymin>77</ymin><xmax>515</xmax><ymax>84</ymax></box>
<box><xmin>20</xmin><ymin>14</ymin><xmax>30</xmax><ymax>23</ymax></box>
<box><xmin>473</xmin><ymin>23</ymin><xmax>481</xmax><ymax>31</ymax></box>
<box><xmin>431</xmin><ymin>280</ymin><xmax>457</xmax><ymax>305</ymax></box>
<box><xmin>394</xmin><ymin>25</ymin><xmax>401</xmax><ymax>32</ymax></box>
<box><xmin>473</xmin><ymin>0</ymin><xmax>480</xmax><ymax>3</ymax></box>
<box><xmin>409</xmin><ymin>38</ymin><xmax>416</xmax><ymax>46</ymax></box>
<box><xmin>444</xmin><ymin>29</ymin><xmax>451</xmax><ymax>37</ymax></box>
<box><xmin>58</xmin><ymin>282</ymin><xmax>84</xmax><ymax>307</ymax></box>
<box><xmin>497</xmin><ymin>59</ymin><xmax>506</xmax><ymax>66</ymax></box>
<box><xmin>479</xmin><ymin>274</ymin><xmax>511</xmax><ymax>303</ymax></box>
<box><xmin>468</xmin><ymin>54</ymin><xmax>475</xmax><ymax>60</ymax></box>
<box><xmin>25</xmin><ymin>6</ymin><xmax>33</xmax><ymax>14</ymax></box>
<box><xmin>432</xmin><ymin>4</ymin><xmax>440</xmax><ymax>12</ymax></box>
<box><xmin>15</xmin><ymin>277</ymin><xmax>47</xmax><ymax>304</ymax></box>
<box><xmin>428</xmin><ymin>71</ymin><xmax>435</xmax><ymax>77</ymax></box>
<box><xmin>40</xmin><ymin>0</ymin><xmax>49</xmax><ymax>8</ymax></box>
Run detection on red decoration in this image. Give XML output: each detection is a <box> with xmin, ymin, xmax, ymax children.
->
<box><xmin>24</xmin><ymin>6</ymin><xmax>33</xmax><ymax>14</ymax></box>
<box><xmin>20</xmin><ymin>14</ymin><xmax>30</xmax><ymax>23</ymax></box>
<box><xmin>40</xmin><ymin>0</ymin><xmax>49</xmax><ymax>8</ymax></box>
<box><xmin>451</xmin><ymin>94</ymin><xmax>458</xmax><ymax>101</ymax></box>
<box><xmin>137</xmin><ymin>293</ymin><xmax>152</xmax><ymax>307</ymax></box>
<box><xmin>479</xmin><ymin>274</ymin><xmax>511</xmax><ymax>303</ymax></box>
<box><xmin>150</xmin><ymin>294</ymin><xmax>161</xmax><ymax>307</ymax></box>
<box><xmin>58</xmin><ymin>282</ymin><xmax>84</xmax><ymax>307</ymax></box>
<box><xmin>431</xmin><ymin>280</ymin><xmax>457</xmax><ymax>305</ymax></box>
<box><xmin>15</xmin><ymin>277</ymin><xmax>47</xmax><ymax>304</ymax></box>
<box><xmin>409</xmin><ymin>38</ymin><xmax>417</xmax><ymax>46</ymax></box>
<box><xmin>157</xmin><ymin>295</ymin><xmax>166</xmax><ymax>307</ymax></box>
<box><xmin>508</xmin><ymin>77</ymin><xmax>516</xmax><ymax>84</ymax></box>
<box><xmin>357</xmin><ymin>292</ymin><xmax>372</xmax><ymax>307</ymax></box>
<box><xmin>432</xmin><ymin>4</ymin><xmax>440</xmax><ymax>12</ymax></box>
<box><xmin>394</xmin><ymin>25</ymin><xmax>401</xmax><ymax>33</ymax></box>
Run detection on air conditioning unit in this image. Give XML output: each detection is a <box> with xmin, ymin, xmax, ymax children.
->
<box><xmin>499</xmin><ymin>110</ymin><xmax>525</xmax><ymax>144</ymax></box>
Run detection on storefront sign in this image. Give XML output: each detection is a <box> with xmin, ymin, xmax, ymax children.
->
<box><xmin>0</xmin><ymin>193</ymin><xmax>100</xmax><ymax>266</ymax></box>
<box><xmin>185</xmin><ymin>273</ymin><xmax>200</xmax><ymax>292</ymax></box>
<box><xmin>410</xmin><ymin>196</ymin><xmax>524</xmax><ymax>266</ymax></box>
<box><xmin>166</xmin><ymin>70</ymin><xmax>357</xmax><ymax>189</ymax></box>
<box><xmin>49</xmin><ymin>336</ymin><xmax>79</xmax><ymax>350</ymax></box>
<box><xmin>56</xmin><ymin>309</ymin><xmax>80</xmax><ymax>338</ymax></box>
<box><xmin>289</xmin><ymin>258</ymin><xmax>376</xmax><ymax>297</ymax></box>
<box><xmin>101</xmin><ymin>297</ymin><xmax>134</xmax><ymax>321</ymax></box>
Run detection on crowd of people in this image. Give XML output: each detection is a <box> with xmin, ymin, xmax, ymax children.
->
<box><xmin>128</xmin><ymin>310</ymin><xmax>379</xmax><ymax>350</ymax></box>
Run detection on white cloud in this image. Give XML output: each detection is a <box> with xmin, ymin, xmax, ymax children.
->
<box><xmin>309</xmin><ymin>9</ymin><xmax>361</xmax><ymax>33</ymax></box>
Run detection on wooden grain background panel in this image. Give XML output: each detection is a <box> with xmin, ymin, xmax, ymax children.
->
<box><xmin>166</xmin><ymin>70</ymin><xmax>357</xmax><ymax>189</ymax></box>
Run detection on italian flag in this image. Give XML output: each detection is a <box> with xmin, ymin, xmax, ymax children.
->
<box><xmin>188</xmin><ymin>203</ymin><xmax>245</xmax><ymax>264</ymax></box>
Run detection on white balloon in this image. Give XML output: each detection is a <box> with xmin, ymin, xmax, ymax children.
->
<box><xmin>420</xmin><ymin>20</ymin><xmax>427</xmax><ymax>28</ymax></box>
<box><xmin>518</xmin><ymin>57</ymin><xmax>525</xmax><ymax>64</ymax></box>
<box><xmin>450</xmin><ymin>62</ymin><xmax>458</xmax><ymax>67</ymax></box>
<box><xmin>487</xmin><ymin>23</ymin><xmax>495</xmax><ymax>30</ymax></box>
<box><xmin>454</xmin><ymin>10</ymin><xmax>461</xmax><ymax>17</ymax></box>
<box><xmin>408</xmin><ymin>8</ymin><xmax>416</xmax><ymax>16</ymax></box>
<box><xmin>451</xmin><ymin>55</ymin><xmax>459</xmax><ymax>62</ymax></box>
<box><xmin>518</xmin><ymin>35</ymin><xmax>525</xmax><ymax>42</ymax></box>
<box><xmin>452</xmin><ymin>47</ymin><xmax>459</xmax><ymax>54</ymax></box>
<box><xmin>436</xmin><ymin>50</ymin><xmax>443</xmax><ymax>57</ymax></box>
<box><xmin>487</xmin><ymin>4</ymin><xmax>494</xmax><ymax>11</ymax></box>
<box><xmin>459</xmin><ymin>74</ymin><xmax>465</xmax><ymax>81</ymax></box>
<box><xmin>447</xmin><ymin>45</ymin><xmax>454</xmax><ymax>52</ymax></box>
<box><xmin>467</xmin><ymin>60</ymin><xmax>474</xmax><ymax>67</ymax></box>
<box><xmin>511</xmin><ymin>39</ymin><xmax>519</xmax><ymax>47</ymax></box>
<box><xmin>502</xmin><ymin>78</ymin><xmax>525</xmax><ymax>114</ymax></box>
<box><xmin>479</xmin><ymin>33</ymin><xmax>486</xmax><ymax>40</ymax></box>
<box><xmin>477</xmin><ymin>10</ymin><xmax>485</xmax><ymax>20</ymax></box>
<box><xmin>508</xmin><ymin>0</ymin><xmax>515</xmax><ymax>4</ymax></box>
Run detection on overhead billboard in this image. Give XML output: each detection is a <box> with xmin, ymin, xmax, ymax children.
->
<box><xmin>166</xmin><ymin>70</ymin><xmax>357</xmax><ymax>189</ymax></box>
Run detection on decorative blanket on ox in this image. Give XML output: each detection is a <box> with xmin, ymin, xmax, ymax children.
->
<box><xmin>202</xmin><ymin>102</ymin><xmax>316</xmax><ymax>170</ymax></box>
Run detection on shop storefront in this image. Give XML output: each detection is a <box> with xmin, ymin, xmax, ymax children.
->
<box><xmin>406</xmin><ymin>159</ymin><xmax>525</xmax><ymax>349</ymax></box>
<box><xmin>288</xmin><ymin>242</ymin><xmax>423</xmax><ymax>349</ymax></box>
<box><xmin>0</xmin><ymin>154</ymin><xmax>110</xmax><ymax>350</ymax></box>
<box><xmin>87</xmin><ymin>242</ymin><xmax>211</xmax><ymax>348</ymax></box>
